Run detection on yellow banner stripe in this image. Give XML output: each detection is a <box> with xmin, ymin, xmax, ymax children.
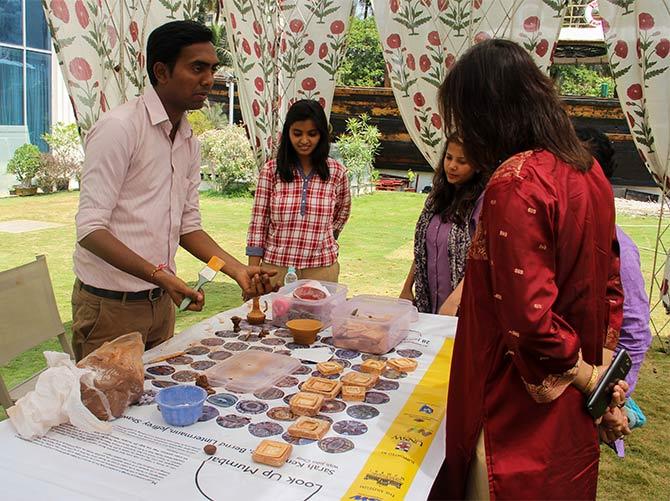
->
<box><xmin>343</xmin><ymin>338</ymin><xmax>454</xmax><ymax>501</ymax></box>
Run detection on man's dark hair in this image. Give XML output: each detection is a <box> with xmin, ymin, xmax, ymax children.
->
<box><xmin>146</xmin><ymin>20</ymin><xmax>213</xmax><ymax>86</ymax></box>
<box><xmin>575</xmin><ymin>127</ymin><xmax>617</xmax><ymax>179</ymax></box>
<box><xmin>276</xmin><ymin>100</ymin><xmax>331</xmax><ymax>182</ymax></box>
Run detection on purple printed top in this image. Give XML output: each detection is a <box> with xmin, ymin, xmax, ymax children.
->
<box><xmin>425</xmin><ymin>196</ymin><xmax>484</xmax><ymax>314</ymax></box>
<box><xmin>615</xmin><ymin>225</ymin><xmax>652</xmax><ymax>394</ymax></box>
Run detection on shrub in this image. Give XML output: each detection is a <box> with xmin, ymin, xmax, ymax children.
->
<box><xmin>188</xmin><ymin>102</ymin><xmax>229</xmax><ymax>136</ymax></box>
<box><xmin>338</xmin><ymin>17</ymin><xmax>386</xmax><ymax>87</ymax></box>
<box><xmin>200</xmin><ymin>125</ymin><xmax>256</xmax><ymax>194</ymax></box>
<box><xmin>41</xmin><ymin>122</ymin><xmax>83</xmax><ymax>185</ymax></box>
<box><xmin>188</xmin><ymin>110</ymin><xmax>215</xmax><ymax>136</ymax></box>
<box><xmin>7</xmin><ymin>144</ymin><xmax>41</xmax><ymax>188</ymax></box>
<box><xmin>551</xmin><ymin>64</ymin><xmax>614</xmax><ymax>98</ymax></box>
<box><xmin>335</xmin><ymin>114</ymin><xmax>381</xmax><ymax>194</ymax></box>
<box><xmin>35</xmin><ymin>153</ymin><xmax>70</xmax><ymax>193</ymax></box>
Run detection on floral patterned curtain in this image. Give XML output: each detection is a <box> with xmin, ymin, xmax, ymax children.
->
<box><xmin>599</xmin><ymin>1</ymin><xmax>670</xmax><ymax>191</ymax></box>
<box><xmin>598</xmin><ymin>1</ymin><xmax>670</xmax><ymax>323</ymax></box>
<box><xmin>371</xmin><ymin>0</ymin><xmax>567</xmax><ymax>168</ymax></box>
<box><xmin>221</xmin><ymin>0</ymin><xmax>354</xmax><ymax>167</ymax></box>
<box><xmin>43</xmin><ymin>0</ymin><xmax>201</xmax><ymax>136</ymax></box>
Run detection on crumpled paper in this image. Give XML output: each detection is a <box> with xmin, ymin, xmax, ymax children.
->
<box><xmin>7</xmin><ymin>352</ymin><xmax>112</xmax><ymax>439</ymax></box>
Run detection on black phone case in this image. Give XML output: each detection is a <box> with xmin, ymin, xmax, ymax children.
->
<box><xmin>586</xmin><ymin>350</ymin><xmax>632</xmax><ymax>419</ymax></box>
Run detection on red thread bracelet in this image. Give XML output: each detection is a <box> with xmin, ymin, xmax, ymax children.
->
<box><xmin>150</xmin><ymin>263</ymin><xmax>168</xmax><ymax>280</ymax></box>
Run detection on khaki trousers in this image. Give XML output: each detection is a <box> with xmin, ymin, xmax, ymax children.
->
<box><xmin>261</xmin><ymin>261</ymin><xmax>340</xmax><ymax>288</ymax></box>
<box><xmin>71</xmin><ymin>280</ymin><xmax>175</xmax><ymax>361</ymax></box>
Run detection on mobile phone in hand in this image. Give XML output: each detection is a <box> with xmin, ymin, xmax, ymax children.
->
<box><xmin>586</xmin><ymin>349</ymin><xmax>632</xmax><ymax>419</ymax></box>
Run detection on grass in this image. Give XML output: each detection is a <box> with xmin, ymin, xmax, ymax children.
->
<box><xmin>0</xmin><ymin>191</ymin><xmax>668</xmax><ymax>498</ymax></box>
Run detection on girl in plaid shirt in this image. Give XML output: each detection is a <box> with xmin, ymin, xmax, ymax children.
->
<box><xmin>246</xmin><ymin>100</ymin><xmax>351</xmax><ymax>285</ymax></box>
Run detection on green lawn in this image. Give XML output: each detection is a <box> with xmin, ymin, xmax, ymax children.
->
<box><xmin>0</xmin><ymin>191</ymin><xmax>668</xmax><ymax>498</ymax></box>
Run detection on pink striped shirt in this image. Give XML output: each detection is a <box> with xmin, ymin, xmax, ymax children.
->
<box><xmin>74</xmin><ymin>86</ymin><xmax>202</xmax><ymax>292</ymax></box>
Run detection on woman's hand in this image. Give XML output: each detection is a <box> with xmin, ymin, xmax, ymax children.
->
<box><xmin>598</xmin><ymin>406</ymin><xmax>631</xmax><ymax>443</ymax></box>
<box><xmin>399</xmin><ymin>287</ymin><xmax>415</xmax><ymax>302</ymax></box>
<box><xmin>439</xmin><ymin>281</ymin><xmax>464</xmax><ymax>316</ymax></box>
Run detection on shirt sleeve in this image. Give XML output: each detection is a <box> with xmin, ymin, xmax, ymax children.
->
<box><xmin>246</xmin><ymin>162</ymin><xmax>273</xmax><ymax>256</ymax></box>
<box><xmin>180</xmin><ymin>139</ymin><xmax>203</xmax><ymax>235</ymax></box>
<box><xmin>605</xmin><ymin>234</ymin><xmax>624</xmax><ymax>350</ymax></box>
<box><xmin>75</xmin><ymin>117</ymin><xmax>134</xmax><ymax>242</ymax></box>
<box><xmin>332</xmin><ymin>161</ymin><xmax>352</xmax><ymax>237</ymax></box>
<box><xmin>485</xmin><ymin>175</ymin><xmax>581</xmax><ymax>403</ymax></box>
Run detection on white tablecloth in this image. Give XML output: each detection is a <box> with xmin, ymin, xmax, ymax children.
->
<box><xmin>0</xmin><ymin>301</ymin><xmax>456</xmax><ymax>501</ymax></box>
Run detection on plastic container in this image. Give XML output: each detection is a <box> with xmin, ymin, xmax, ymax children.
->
<box><xmin>155</xmin><ymin>385</ymin><xmax>207</xmax><ymax>426</ymax></box>
<box><xmin>330</xmin><ymin>295</ymin><xmax>419</xmax><ymax>355</ymax></box>
<box><xmin>204</xmin><ymin>351</ymin><xmax>301</xmax><ymax>393</ymax></box>
<box><xmin>271</xmin><ymin>279</ymin><xmax>347</xmax><ymax>328</ymax></box>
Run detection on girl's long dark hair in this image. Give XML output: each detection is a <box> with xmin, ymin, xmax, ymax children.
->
<box><xmin>438</xmin><ymin>39</ymin><xmax>592</xmax><ymax>172</ymax></box>
<box><xmin>429</xmin><ymin>138</ymin><xmax>489</xmax><ymax>226</ymax></box>
<box><xmin>276</xmin><ymin>99</ymin><xmax>330</xmax><ymax>182</ymax></box>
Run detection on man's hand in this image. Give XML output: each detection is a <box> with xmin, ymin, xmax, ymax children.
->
<box><xmin>154</xmin><ymin>270</ymin><xmax>205</xmax><ymax>311</ymax></box>
<box><xmin>232</xmin><ymin>265</ymin><xmax>278</xmax><ymax>300</ymax></box>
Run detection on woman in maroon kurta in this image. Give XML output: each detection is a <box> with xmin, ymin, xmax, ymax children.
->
<box><xmin>438</xmin><ymin>40</ymin><xmax>625</xmax><ymax>499</ymax></box>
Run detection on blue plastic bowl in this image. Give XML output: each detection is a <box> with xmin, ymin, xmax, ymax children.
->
<box><xmin>156</xmin><ymin>385</ymin><xmax>207</xmax><ymax>426</ymax></box>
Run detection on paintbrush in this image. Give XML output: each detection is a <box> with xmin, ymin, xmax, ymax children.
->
<box><xmin>179</xmin><ymin>256</ymin><xmax>225</xmax><ymax>311</ymax></box>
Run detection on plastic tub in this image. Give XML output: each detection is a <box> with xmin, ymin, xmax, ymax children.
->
<box><xmin>271</xmin><ymin>280</ymin><xmax>347</xmax><ymax>328</ymax></box>
<box><xmin>204</xmin><ymin>351</ymin><xmax>301</xmax><ymax>393</ymax></box>
<box><xmin>155</xmin><ymin>385</ymin><xmax>207</xmax><ymax>426</ymax></box>
<box><xmin>330</xmin><ymin>295</ymin><xmax>419</xmax><ymax>355</ymax></box>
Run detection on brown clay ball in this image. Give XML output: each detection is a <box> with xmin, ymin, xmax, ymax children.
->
<box><xmin>204</xmin><ymin>444</ymin><xmax>217</xmax><ymax>455</ymax></box>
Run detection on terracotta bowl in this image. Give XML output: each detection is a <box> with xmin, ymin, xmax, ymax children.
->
<box><xmin>286</xmin><ymin>319</ymin><xmax>324</xmax><ymax>346</ymax></box>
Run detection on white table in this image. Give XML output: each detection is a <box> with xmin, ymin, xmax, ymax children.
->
<box><xmin>0</xmin><ymin>301</ymin><xmax>456</xmax><ymax>501</ymax></box>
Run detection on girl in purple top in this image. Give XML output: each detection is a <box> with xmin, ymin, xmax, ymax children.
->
<box><xmin>401</xmin><ymin>137</ymin><xmax>487</xmax><ymax>314</ymax></box>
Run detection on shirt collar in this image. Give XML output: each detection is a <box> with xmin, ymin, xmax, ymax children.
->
<box><xmin>296</xmin><ymin>165</ymin><xmax>315</xmax><ymax>181</ymax></box>
<box><xmin>142</xmin><ymin>86</ymin><xmax>193</xmax><ymax>139</ymax></box>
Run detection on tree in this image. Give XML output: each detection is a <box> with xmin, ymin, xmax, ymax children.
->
<box><xmin>338</xmin><ymin>17</ymin><xmax>385</xmax><ymax>87</ymax></box>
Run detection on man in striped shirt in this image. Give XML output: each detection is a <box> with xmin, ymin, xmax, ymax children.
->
<box><xmin>72</xmin><ymin>21</ymin><xmax>274</xmax><ymax>360</ymax></box>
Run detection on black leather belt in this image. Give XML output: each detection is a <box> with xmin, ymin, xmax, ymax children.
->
<box><xmin>80</xmin><ymin>282</ymin><xmax>164</xmax><ymax>301</ymax></box>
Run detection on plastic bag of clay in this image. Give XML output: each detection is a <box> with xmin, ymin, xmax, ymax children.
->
<box><xmin>77</xmin><ymin>332</ymin><xmax>145</xmax><ymax>420</ymax></box>
<box><xmin>7</xmin><ymin>352</ymin><xmax>112</xmax><ymax>439</ymax></box>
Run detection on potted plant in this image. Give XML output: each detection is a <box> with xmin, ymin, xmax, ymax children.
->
<box><xmin>7</xmin><ymin>143</ymin><xmax>41</xmax><ymax>196</ymax></box>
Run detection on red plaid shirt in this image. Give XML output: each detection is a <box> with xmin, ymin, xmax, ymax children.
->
<box><xmin>246</xmin><ymin>158</ymin><xmax>351</xmax><ymax>269</ymax></box>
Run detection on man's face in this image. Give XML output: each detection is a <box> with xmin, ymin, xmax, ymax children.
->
<box><xmin>156</xmin><ymin>42</ymin><xmax>219</xmax><ymax>112</ymax></box>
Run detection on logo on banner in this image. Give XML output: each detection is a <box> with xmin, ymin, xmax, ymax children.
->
<box><xmin>363</xmin><ymin>471</ymin><xmax>404</xmax><ymax>489</ymax></box>
<box><xmin>349</xmin><ymin>496</ymin><xmax>382</xmax><ymax>501</ymax></box>
<box><xmin>395</xmin><ymin>440</ymin><xmax>412</xmax><ymax>452</ymax></box>
<box><xmin>407</xmin><ymin>426</ymin><xmax>433</xmax><ymax>437</ymax></box>
<box><xmin>419</xmin><ymin>404</ymin><xmax>433</xmax><ymax>414</ymax></box>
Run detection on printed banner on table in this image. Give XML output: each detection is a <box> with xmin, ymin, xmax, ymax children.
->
<box><xmin>0</xmin><ymin>302</ymin><xmax>456</xmax><ymax>500</ymax></box>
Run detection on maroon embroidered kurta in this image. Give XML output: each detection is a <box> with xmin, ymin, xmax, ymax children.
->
<box><xmin>444</xmin><ymin>150</ymin><xmax>623</xmax><ymax>499</ymax></box>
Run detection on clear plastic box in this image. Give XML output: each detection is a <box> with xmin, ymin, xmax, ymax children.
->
<box><xmin>271</xmin><ymin>279</ymin><xmax>348</xmax><ymax>328</ymax></box>
<box><xmin>330</xmin><ymin>295</ymin><xmax>419</xmax><ymax>355</ymax></box>
<box><xmin>204</xmin><ymin>351</ymin><xmax>301</xmax><ymax>393</ymax></box>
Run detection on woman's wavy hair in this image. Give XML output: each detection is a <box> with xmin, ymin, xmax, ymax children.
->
<box><xmin>438</xmin><ymin>39</ymin><xmax>592</xmax><ymax>173</ymax></box>
<box><xmin>428</xmin><ymin>137</ymin><xmax>489</xmax><ymax>226</ymax></box>
<box><xmin>276</xmin><ymin>99</ymin><xmax>330</xmax><ymax>182</ymax></box>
